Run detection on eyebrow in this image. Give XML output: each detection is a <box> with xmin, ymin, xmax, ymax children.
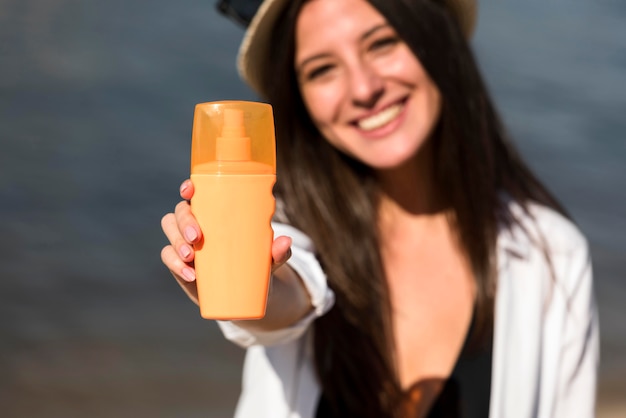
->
<box><xmin>361</xmin><ymin>23</ymin><xmax>390</xmax><ymax>42</ymax></box>
<box><xmin>295</xmin><ymin>22</ymin><xmax>391</xmax><ymax>73</ymax></box>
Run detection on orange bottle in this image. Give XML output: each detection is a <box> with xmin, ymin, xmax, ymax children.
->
<box><xmin>190</xmin><ymin>101</ymin><xmax>276</xmax><ymax>319</ymax></box>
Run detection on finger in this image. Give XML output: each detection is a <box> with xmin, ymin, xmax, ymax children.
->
<box><xmin>161</xmin><ymin>212</ymin><xmax>195</xmax><ymax>263</ymax></box>
<box><xmin>271</xmin><ymin>236</ymin><xmax>293</xmax><ymax>272</ymax></box>
<box><xmin>161</xmin><ymin>245</ymin><xmax>199</xmax><ymax>305</ymax></box>
<box><xmin>174</xmin><ymin>200</ymin><xmax>202</xmax><ymax>244</ymax></box>
<box><xmin>179</xmin><ymin>179</ymin><xmax>195</xmax><ymax>201</ymax></box>
<box><xmin>161</xmin><ymin>244</ymin><xmax>196</xmax><ymax>282</ymax></box>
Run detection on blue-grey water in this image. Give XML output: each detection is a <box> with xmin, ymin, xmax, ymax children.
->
<box><xmin>1</xmin><ymin>0</ymin><xmax>624</xmax><ymax>416</ymax></box>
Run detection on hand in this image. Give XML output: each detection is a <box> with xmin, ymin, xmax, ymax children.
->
<box><xmin>160</xmin><ymin>179</ymin><xmax>293</xmax><ymax>306</ymax></box>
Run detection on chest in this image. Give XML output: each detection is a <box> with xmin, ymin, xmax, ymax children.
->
<box><xmin>382</xmin><ymin>232</ymin><xmax>476</xmax><ymax>394</ymax></box>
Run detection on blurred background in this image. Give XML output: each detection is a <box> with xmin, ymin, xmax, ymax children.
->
<box><xmin>1</xmin><ymin>0</ymin><xmax>624</xmax><ymax>416</ymax></box>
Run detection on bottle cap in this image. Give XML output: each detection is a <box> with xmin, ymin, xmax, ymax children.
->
<box><xmin>191</xmin><ymin>101</ymin><xmax>276</xmax><ymax>174</ymax></box>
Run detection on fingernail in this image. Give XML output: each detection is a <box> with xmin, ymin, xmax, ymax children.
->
<box><xmin>182</xmin><ymin>267</ymin><xmax>196</xmax><ymax>282</ymax></box>
<box><xmin>184</xmin><ymin>226</ymin><xmax>198</xmax><ymax>242</ymax></box>
<box><xmin>180</xmin><ymin>245</ymin><xmax>191</xmax><ymax>259</ymax></box>
<box><xmin>180</xmin><ymin>182</ymin><xmax>189</xmax><ymax>195</ymax></box>
<box><xmin>279</xmin><ymin>248</ymin><xmax>292</xmax><ymax>264</ymax></box>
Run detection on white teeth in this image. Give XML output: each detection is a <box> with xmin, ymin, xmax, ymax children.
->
<box><xmin>357</xmin><ymin>103</ymin><xmax>403</xmax><ymax>131</ymax></box>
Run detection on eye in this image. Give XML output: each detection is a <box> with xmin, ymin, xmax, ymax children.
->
<box><xmin>369</xmin><ymin>35</ymin><xmax>400</xmax><ymax>52</ymax></box>
<box><xmin>305</xmin><ymin>64</ymin><xmax>335</xmax><ymax>81</ymax></box>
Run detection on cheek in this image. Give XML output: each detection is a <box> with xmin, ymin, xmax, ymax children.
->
<box><xmin>301</xmin><ymin>84</ymin><xmax>342</xmax><ymax>128</ymax></box>
<box><xmin>403</xmin><ymin>59</ymin><xmax>442</xmax><ymax>126</ymax></box>
<box><xmin>421</xmin><ymin>80</ymin><xmax>441</xmax><ymax>114</ymax></box>
<box><xmin>426</xmin><ymin>83</ymin><xmax>443</xmax><ymax>128</ymax></box>
<box><xmin>301</xmin><ymin>88</ymin><xmax>345</xmax><ymax>149</ymax></box>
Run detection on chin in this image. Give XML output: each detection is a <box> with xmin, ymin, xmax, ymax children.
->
<box><xmin>358</xmin><ymin>152</ymin><xmax>418</xmax><ymax>171</ymax></box>
<box><xmin>366</xmin><ymin>142</ymin><xmax>427</xmax><ymax>171</ymax></box>
<box><xmin>326</xmin><ymin>128</ymin><xmax>429</xmax><ymax>171</ymax></box>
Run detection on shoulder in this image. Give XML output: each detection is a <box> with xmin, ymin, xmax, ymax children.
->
<box><xmin>501</xmin><ymin>199</ymin><xmax>589</xmax><ymax>258</ymax></box>
<box><xmin>497</xmin><ymin>199</ymin><xmax>595</xmax><ymax>315</ymax></box>
<box><xmin>498</xmin><ymin>200</ymin><xmax>594</xmax><ymax>311</ymax></box>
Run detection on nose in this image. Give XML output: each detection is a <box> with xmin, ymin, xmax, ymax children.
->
<box><xmin>348</xmin><ymin>61</ymin><xmax>384</xmax><ymax>109</ymax></box>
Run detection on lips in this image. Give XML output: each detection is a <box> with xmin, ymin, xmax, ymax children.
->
<box><xmin>352</xmin><ymin>99</ymin><xmax>407</xmax><ymax>132</ymax></box>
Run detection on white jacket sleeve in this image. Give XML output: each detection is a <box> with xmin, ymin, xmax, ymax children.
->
<box><xmin>552</xmin><ymin>236</ymin><xmax>599</xmax><ymax>417</ymax></box>
<box><xmin>217</xmin><ymin>222</ymin><xmax>335</xmax><ymax>347</ymax></box>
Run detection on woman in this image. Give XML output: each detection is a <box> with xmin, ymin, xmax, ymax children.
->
<box><xmin>161</xmin><ymin>0</ymin><xmax>599</xmax><ymax>416</ymax></box>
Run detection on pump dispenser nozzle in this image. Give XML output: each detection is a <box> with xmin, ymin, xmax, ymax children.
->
<box><xmin>216</xmin><ymin>108</ymin><xmax>251</xmax><ymax>161</ymax></box>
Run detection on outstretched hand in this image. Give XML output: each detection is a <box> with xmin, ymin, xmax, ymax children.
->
<box><xmin>160</xmin><ymin>179</ymin><xmax>293</xmax><ymax>305</ymax></box>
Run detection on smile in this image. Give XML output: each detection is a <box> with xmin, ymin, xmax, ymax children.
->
<box><xmin>356</xmin><ymin>102</ymin><xmax>404</xmax><ymax>131</ymax></box>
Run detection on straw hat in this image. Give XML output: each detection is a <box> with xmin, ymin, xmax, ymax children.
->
<box><xmin>238</xmin><ymin>0</ymin><xmax>477</xmax><ymax>97</ymax></box>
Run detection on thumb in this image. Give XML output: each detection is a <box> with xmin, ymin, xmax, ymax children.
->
<box><xmin>271</xmin><ymin>235</ymin><xmax>292</xmax><ymax>272</ymax></box>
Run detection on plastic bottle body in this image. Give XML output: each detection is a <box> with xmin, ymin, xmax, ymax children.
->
<box><xmin>189</xmin><ymin>101</ymin><xmax>276</xmax><ymax>320</ymax></box>
<box><xmin>191</xmin><ymin>172</ymin><xmax>275</xmax><ymax>319</ymax></box>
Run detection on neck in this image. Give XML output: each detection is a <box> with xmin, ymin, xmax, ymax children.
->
<box><xmin>376</xmin><ymin>141</ymin><xmax>446</xmax><ymax>221</ymax></box>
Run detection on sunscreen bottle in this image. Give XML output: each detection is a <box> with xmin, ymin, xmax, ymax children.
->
<box><xmin>190</xmin><ymin>101</ymin><xmax>276</xmax><ymax>319</ymax></box>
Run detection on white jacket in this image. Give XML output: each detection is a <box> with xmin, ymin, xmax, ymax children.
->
<box><xmin>218</xmin><ymin>202</ymin><xmax>599</xmax><ymax>418</ymax></box>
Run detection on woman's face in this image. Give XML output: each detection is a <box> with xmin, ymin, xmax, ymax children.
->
<box><xmin>294</xmin><ymin>0</ymin><xmax>442</xmax><ymax>170</ymax></box>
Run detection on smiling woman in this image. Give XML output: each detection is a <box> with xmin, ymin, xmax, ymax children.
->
<box><xmin>160</xmin><ymin>0</ymin><xmax>599</xmax><ymax>417</ymax></box>
<box><xmin>294</xmin><ymin>0</ymin><xmax>442</xmax><ymax>170</ymax></box>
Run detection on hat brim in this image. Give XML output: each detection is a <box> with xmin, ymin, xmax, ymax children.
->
<box><xmin>237</xmin><ymin>0</ymin><xmax>477</xmax><ymax>98</ymax></box>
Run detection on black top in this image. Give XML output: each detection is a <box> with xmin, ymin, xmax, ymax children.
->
<box><xmin>315</xmin><ymin>314</ymin><xmax>493</xmax><ymax>418</ymax></box>
<box><xmin>425</xmin><ymin>315</ymin><xmax>493</xmax><ymax>418</ymax></box>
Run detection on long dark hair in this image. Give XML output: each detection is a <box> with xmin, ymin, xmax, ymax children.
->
<box><xmin>260</xmin><ymin>0</ymin><xmax>568</xmax><ymax>416</ymax></box>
